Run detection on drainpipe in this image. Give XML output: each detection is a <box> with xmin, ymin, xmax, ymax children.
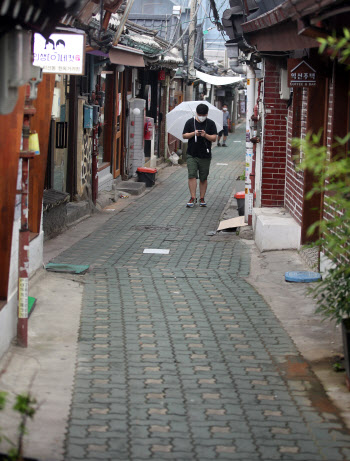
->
<box><xmin>164</xmin><ymin>73</ymin><xmax>170</xmax><ymax>158</ymax></box>
<box><xmin>229</xmin><ymin>59</ymin><xmax>247</xmax><ymax>76</ymax></box>
<box><xmin>229</xmin><ymin>60</ymin><xmax>247</xmax><ymax>131</ymax></box>
<box><xmin>249</xmin><ymin>81</ymin><xmax>261</xmax><ymax>225</ymax></box>
<box><xmin>210</xmin><ymin>85</ymin><xmax>215</xmax><ymax>105</ymax></box>
<box><xmin>244</xmin><ymin>64</ymin><xmax>255</xmax><ymax>224</ymax></box>
<box><xmin>230</xmin><ymin>65</ymin><xmax>247</xmax><ymax>75</ymax></box>
<box><xmin>205</xmin><ymin>83</ymin><xmax>211</xmax><ymax>100</ymax></box>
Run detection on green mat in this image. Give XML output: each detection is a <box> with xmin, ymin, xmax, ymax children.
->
<box><xmin>45</xmin><ymin>263</ymin><xmax>90</xmax><ymax>274</ymax></box>
<box><xmin>28</xmin><ymin>296</ymin><xmax>36</xmax><ymax>316</ymax></box>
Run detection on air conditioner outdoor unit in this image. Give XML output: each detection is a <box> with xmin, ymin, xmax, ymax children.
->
<box><xmin>279</xmin><ymin>68</ymin><xmax>290</xmax><ymax>100</ymax></box>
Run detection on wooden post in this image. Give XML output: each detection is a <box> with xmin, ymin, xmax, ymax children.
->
<box><xmin>17</xmin><ymin>153</ymin><xmax>34</xmax><ymax>347</ymax></box>
<box><xmin>17</xmin><ymin>100</ymin><xmax>35</xmax><ymax>347</ymax></box>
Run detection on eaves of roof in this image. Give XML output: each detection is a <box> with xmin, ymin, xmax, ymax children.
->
<box><xmin>121</xmin><ymin>35</ymin><xmax>162</xmax><ymax>54</ymax></box>
<box><xmin>241</xmin><ymin>0</ymin><xmax>340</xmax><ymax>33</ymax></box>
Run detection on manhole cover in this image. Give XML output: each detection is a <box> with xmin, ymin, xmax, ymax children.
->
<box><xmin>133</xmin><ymin>225</ymin><xmax>181</xmax><ymax>232</ymax></box>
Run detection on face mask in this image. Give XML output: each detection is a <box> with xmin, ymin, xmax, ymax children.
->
<box><xmin>223</xmin><ymin>108</ymin><xmax>227</xmax><ymax>111</ymax></box>
<box><xmin>197</xmin><ymin>115</ymin><xmax>207</xmax><ymax>122</ymax></box>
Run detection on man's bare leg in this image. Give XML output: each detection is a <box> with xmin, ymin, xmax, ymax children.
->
<box><xmin>199</xmin><ymin>180</ymin><xmax>207</xmax><ymax>199</ymax></box>
<box><xmin>188</xmin><ymin>178</ymin><xmax>197</xmax><ymax>198</ymax></box>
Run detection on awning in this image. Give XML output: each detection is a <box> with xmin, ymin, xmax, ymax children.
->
<box><xmin>109</xmin><ymin>45</ymin><xmax>145</xmax><ymax>67</ymax></box>
<box><xmin>196</xmin><ymin>70</ymin><xmax>244</xmax><ymax>86</ymax></box>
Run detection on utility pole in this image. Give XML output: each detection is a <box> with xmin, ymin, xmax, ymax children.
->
<box><xmin>185</xmin><ymin>0</ymin><xmax>197</xmax><ymax>101</ymax></box>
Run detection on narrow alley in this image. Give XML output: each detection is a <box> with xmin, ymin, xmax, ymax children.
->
<box><xmin>42</xmin><ymin>124</ymin><xmax>350</xmax><ymax>460</ymax></box>
<box><xmin>1</xmin><ymin>1</ymin><xmax>350</xmax><ymax>461</ymax></box>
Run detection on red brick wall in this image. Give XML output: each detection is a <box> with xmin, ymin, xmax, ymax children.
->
<box><xmin>284</xmin><ymin>88</ymin><xmax>308</xmax><ymax>225</ymax></box>
<box><xmin>261</xmin><ymin>59</ymin><xmax>288</xmax><ymax>207</ymax></box>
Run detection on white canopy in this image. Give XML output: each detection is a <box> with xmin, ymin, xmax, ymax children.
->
<box><xmin>196</xmin><ymin>69</ymin><xmax>244</xmax><ymax>86</ymax></box>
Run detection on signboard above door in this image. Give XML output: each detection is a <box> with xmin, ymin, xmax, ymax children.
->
<box><xmin>287</xmin><ymin>59</ymin><xmax>317</xmax><ymax>87</ymax></box>
<box><xmin>33</xmin><ymin>33</ymin><xmax>85</xmax><ymax>75</ymax></box>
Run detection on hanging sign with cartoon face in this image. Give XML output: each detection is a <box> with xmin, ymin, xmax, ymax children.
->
<box><xmin>33</xmin><ymin>33</ymin><xmax>85</xmax><ymax>75</ymax></box>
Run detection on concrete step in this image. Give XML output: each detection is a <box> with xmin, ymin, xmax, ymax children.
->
<box><xmin>66</xmin><ymin>201</ymin><xmax>91</xmax><ymax>226</ymax></box>
<box><xmin>116</xmin><ymin>181</ymin><xmax>146</xmax><ymax>195</ymax></box>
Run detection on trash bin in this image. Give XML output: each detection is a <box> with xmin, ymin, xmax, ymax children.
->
<box><xmin>136</xmin><ymin>167</ymin><xmax>157</xmax><ymax>187</ymax></box>
<box><xmin>234</xmin><ymin>191</ymin><xmax>245</xmax><ymax>216</ymax></box>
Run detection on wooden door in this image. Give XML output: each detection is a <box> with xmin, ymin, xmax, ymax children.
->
<box><xmin>114</xmin><ymin>72</ymin><xmax>124</xmax><ymax>178</ymax></box>
<box><xmin>301</xmin><ymin>77</ymin><xmax>327</xmax><ymax>244</ymax></box>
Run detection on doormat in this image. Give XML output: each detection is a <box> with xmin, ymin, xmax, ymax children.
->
<box><xmin>45</xmin><ymin>263</ymin><xmax>90</xmax><ymax>274</ymax></box>
<box><xmin>28</xmin><ymin>296</ymin><xmax>36</xmax><ymax>317</ymax></box>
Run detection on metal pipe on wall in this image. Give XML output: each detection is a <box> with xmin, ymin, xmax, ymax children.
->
<box><xmin>164</xmin><ymin>74</ymin><xmax>170</xmax><ymax>158</ymax></box>
<box><xmin>244</xmin><ymin>65</ymin><xmax>256</xmax><ymax>223</ymax></box>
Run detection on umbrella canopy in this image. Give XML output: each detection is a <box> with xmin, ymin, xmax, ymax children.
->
<box><xmin>166</xmin><ymin>101</ymin><xmax>223</xmax><ymax>143</ymax></box>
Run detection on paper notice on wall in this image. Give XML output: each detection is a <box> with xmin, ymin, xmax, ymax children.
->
<box><xmin>248</xmin><ymin>193</ymin><xmax>254</xmax><ymax>215</ymax></box>
<box><xmin>18</xmin><ymin>278</ymin><xmax>28</xmax><ymax>319</ymax></box>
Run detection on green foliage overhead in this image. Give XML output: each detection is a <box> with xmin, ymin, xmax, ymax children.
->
<box><xmin>318</xmin><ymin>28</ymin><xmax>350</xmax><ymax>67</ymax></box>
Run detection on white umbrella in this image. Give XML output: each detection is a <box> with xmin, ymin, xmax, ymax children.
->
<box><xmin>166</xmin><ymin>101</ymin><xmax>223</xmax><ymax>143</ymax></box>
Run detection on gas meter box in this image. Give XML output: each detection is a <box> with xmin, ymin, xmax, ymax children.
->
<box><xmin>93</xmin><ymin>105</ymin><xmax>100</xmax><ymax>125</ymax></box>
<box><xmin>144</xmin><ymin>117</ymin><xmax>154</xmax><ymax>140</ymax></box>
<box><xmin>83</xmin><ymin>105</ymin><xmax>93</xmax><ymax>129</ymax></box>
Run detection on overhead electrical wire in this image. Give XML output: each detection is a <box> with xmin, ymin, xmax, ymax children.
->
<box><xmin>146</xmin><ymin>0</ymin><xmax>203</xmax><ymax>56</ymax></box>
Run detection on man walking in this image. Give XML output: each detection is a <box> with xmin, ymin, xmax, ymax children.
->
<box><xmin>217</xmin><ymin>103</ymin><xmax>230</xmax><ymax>147</ymax></box>
<box><xmin>182</xmin><ymin>103</ymin><xmax>217</xmax><ymax>208</ymax></box>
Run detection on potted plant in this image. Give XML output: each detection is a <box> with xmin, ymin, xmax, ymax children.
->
<box><xmin>311</xmin><ymin>267</ymin><xmax>350</xmax><ymax>386</ymax></box>
<box><xmin>293</xmin><ymin>76</ymin><xmax>350</xmax><ymax>386</ymax></box>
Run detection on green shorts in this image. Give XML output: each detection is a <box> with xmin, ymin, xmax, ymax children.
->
<box><xmin>187</xmin><ymin>155</ymin><xmax>211</xmax><ymax>181</ymax></box>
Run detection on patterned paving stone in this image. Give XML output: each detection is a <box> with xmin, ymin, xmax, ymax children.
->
<box><xmin>61</xmin><ymin>125</ymin><xmax>350</xmax><ymax>460</ymax></box>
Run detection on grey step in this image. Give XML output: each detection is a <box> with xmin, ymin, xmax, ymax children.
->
<box><xmin>116</xmin><ymin>181</ymin><xmax>146</xmax><ymax>195</ymax></box>
<box><xmin>66</xmin><ymin>201</ymin><xmax>91</xmax><ymax>225</ymax></box>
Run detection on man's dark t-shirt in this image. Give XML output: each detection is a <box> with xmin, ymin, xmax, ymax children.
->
<box><xmin>183</xmin><ymin>118</ymin><xmax>217</xmax><ymax>159</ymax></box>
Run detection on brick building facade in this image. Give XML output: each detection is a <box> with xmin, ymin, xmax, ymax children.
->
<box><xmin>261</xmin><ymin>59</ymin><xmax>288</xmax><ymax>208</ymax></box>
<box><xmin>233</xmin><ymin>0</ymin><xmax>350</xmax><ymax>259</ymax></box>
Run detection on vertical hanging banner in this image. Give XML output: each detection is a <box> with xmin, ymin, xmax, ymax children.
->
<box><xmin>33</xmin><ymin>33</ymin><xmax>85</xmax><ymax>75</ymax></box>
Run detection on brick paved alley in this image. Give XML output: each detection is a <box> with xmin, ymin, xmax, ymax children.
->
<box><xmin>52</xmin><ymin>124</ymin><xmax>350</xmax><ymax>460</ymax></box>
